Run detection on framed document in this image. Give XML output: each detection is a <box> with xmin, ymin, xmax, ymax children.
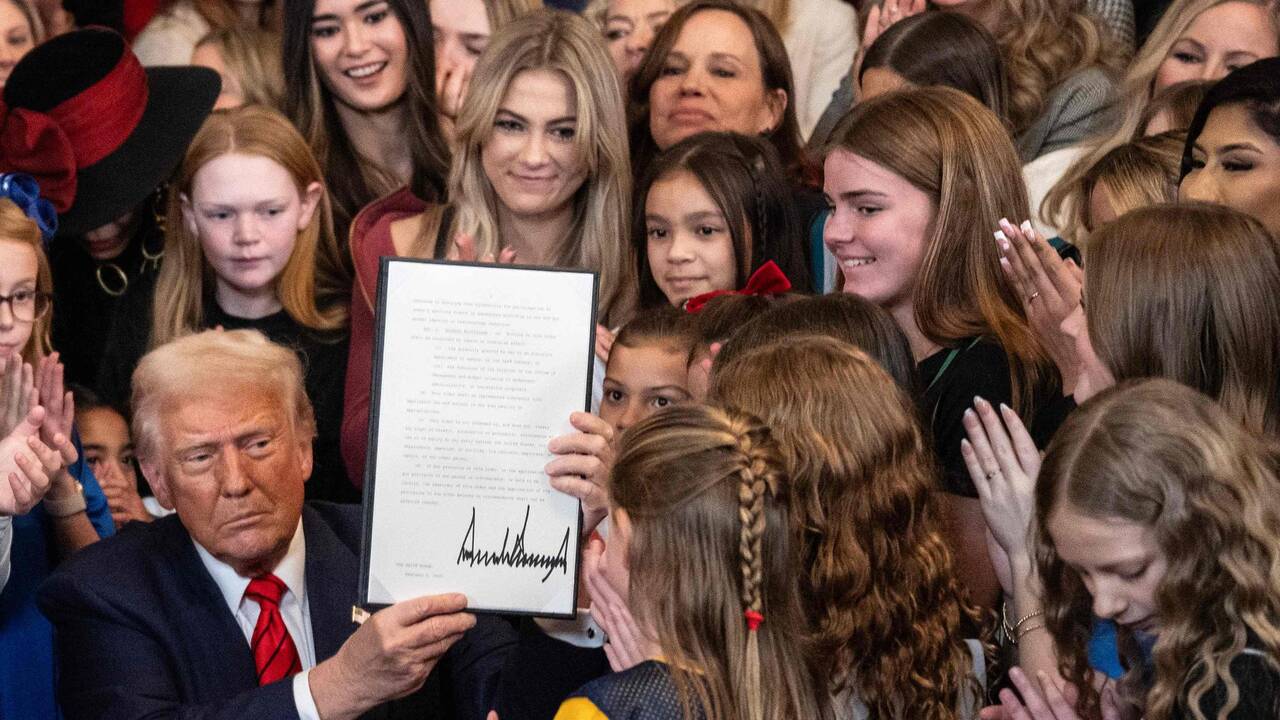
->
<box><xmin>359</xmin><ymin>258</ymin><xmax>597</xmax><ymax>618</ymax></box>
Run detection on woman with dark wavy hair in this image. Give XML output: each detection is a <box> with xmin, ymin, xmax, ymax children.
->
<box><xmin>713</xmin><ymin>336</ymin><xmax>982</xmax><ymax>720</ymax></box>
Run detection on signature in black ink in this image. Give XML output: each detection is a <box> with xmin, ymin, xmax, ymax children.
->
<box><xmin>456</xmin><ymin>505</ymin><xmax>571</xmax><ymax>582</ymax></box>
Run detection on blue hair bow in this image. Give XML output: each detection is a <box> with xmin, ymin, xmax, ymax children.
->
<box><xmin>0</xmin><ymin>173</ymin><xmax>59</xmax><ymax>243</ymax></box>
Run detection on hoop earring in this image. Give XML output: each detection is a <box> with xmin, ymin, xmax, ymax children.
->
<box><xmin>96</xmin><ymin>263</ymin><xmax>129</xmax><ymax>297</ymax></box>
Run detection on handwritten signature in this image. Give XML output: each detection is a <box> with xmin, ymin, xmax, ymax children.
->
<box><xmin>456</xmin><ymin>505</ymin><xmax>571</xmax><ymax>582</ymax></box>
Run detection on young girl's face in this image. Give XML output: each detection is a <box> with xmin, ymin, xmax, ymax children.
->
<box><xmin>600</xmin><ymin>341</ymin><xmax>692</xmax><ymax>434</ymax></box>
<box><xmin>309</xmin><ymin>0</ymin><xmax>410</xmax><ymax>113</ymax></box>
<box><xmin>1153</xmin><ymin>2</ymin><xmax>1278</xmax><ymax>92</ymax></box>
<box><xmin>182</xmin><ymin>153</ymin><xmax>322</xmax><ymax>305</ymax></box>
<box><xmin>79</xmin><ymin>406</ymin><xmax>138</xmax><ymax>490</ymax></box>
<box><xmin>0</xmin><ymin>237</ymin><xmax>37</xmax><ymax>357</ymax></box>
<box><xmin>645</xmin><ymin>169</ymin><xmax>738</xmax><ymax>306</ymax></box>
<box><xmin>822</xmin><ymin>149</ymin><xmax>934</xmax><ymax>316</ymax></box>
<box><xmin>1047</xmin><ymin>503</ymin><xmax>1168</xmax><ymax>633</ymax></box>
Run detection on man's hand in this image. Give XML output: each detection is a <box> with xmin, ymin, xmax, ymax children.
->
<box><xmin>309</xmin><ymin>593</ymin><xmax>476</xmax><ymax>720</ymax></box>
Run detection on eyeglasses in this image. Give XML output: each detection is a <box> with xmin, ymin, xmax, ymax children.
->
<box><xmin>0</xmin><ymin>289</ymin><xmax>50</xmax><ymax>322</ymax></box>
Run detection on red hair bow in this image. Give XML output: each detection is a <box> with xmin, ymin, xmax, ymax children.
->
<box><xmin>0</xmin><ymin>103</ymin><xmax>77</xmax><ymax>212</ymax></box>
<box><xmin>682</xmin><ymin>261</ymin><xmax>792</xmax><ymax>314</ymax></box>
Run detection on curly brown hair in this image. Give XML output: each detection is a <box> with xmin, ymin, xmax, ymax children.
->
<box><xmin>1036</xmin><ymin>378</ymin><xmax>1280</xmax><ymax>719</ymax></box>
<box><xmin>712</xmin><ymin>336</ymin><xmax>980</xmax><ymax>719</ymax></box>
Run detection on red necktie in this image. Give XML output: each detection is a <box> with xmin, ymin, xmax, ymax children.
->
<box><xmin>245</xmin><ymin>574</ymin><xmax>302</xmax><ymax>685</ymax></box>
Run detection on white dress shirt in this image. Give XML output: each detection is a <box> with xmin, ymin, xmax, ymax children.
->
<box><xmin>193</xmin><ymin>520</ymin><xmax>323</xmax><ymax>720</ymax></box>
<box><xmin>0</xmin><ymin>516</ymin><xmax>11</xmax><ymax>593</ymax></box>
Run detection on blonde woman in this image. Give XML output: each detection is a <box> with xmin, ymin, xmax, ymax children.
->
<box><xmin>431</xmin><ymin>0</ymin><xmax>542</xmax><ymax>142</ymax></box>
<box><xmin>0</xmin><ymin>0</ymin><xmax>40</xmax><ymax>90</ymax></box>
<box><xmin>714</xmin><ymin>337</ymin><xmax>983</xmax><ymax>720</ymax></box>
<box><xmin>341</xmin><ymin>9</ymin><xmax>637</xmax><ymax>488</ymax></box>
<box><xmin>96</xmin><ymin>106</ymin><xmax>355</xmax><ymax>503</ymax></box>
<box><xmin>191</xmin><ymin>25</ymin><xmax>285</xmax><ymax>110</ymax></box>
<box><xmin>1055</xmin><ymin>130</ymin><xmax>1186</xmax><ymax>240</ymax></box>
<box><xmin>1040</xmin><ymin>0</ymin><xmax>1280</xmax><ymax>237</ymax></box>
<box><xmin>587</xmin><ymin>0</ymin><xmax>681</xmax><ymax>81</ymax></box>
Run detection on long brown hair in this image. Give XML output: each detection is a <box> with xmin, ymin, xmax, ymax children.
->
<box><xmin>712</xmin><ymin>336</ymin><xmax>979</xmax><ymax>719</ymax></box>
<box><xmin>152</xmin><ymin>106</ymin><xmax>347</xmax><ymax>349</ymax></box>
<box><xmin>825</xmin><ymin>86</ymin><xmax>1053</xmax><ymax>417</ymax></box>
<box><xmin>1037</xmin><ymin>378</ymin><xmax>1280</xmax><ymax>719</ymax></box>
<box><xmin>0</xmin><ymin>199</ymin><xmax>52</xmax><ymax>363</ymax></box>
<box><xmin>611</xmin><ymin>404</ymin><xmax>832</xmax><ymax>720</ymax></box>
<box><xmin>627</xmin><ymin>0</ymin><xmax>805</xmax><ymax>179</ymax></box>
<box><xmin>443</xmin><ymin>9</ymin><xmax>636</xmax><ymax>326</ymax></box>
<box><xmin>282</xmin><ymin>0</ymin><xmax>451</xmax><ymax>244</ymax></box>
<box><xmin>1083</xmin><ymin>203</ymin><xmax>1280</xmax><ymax>437</ymax></box>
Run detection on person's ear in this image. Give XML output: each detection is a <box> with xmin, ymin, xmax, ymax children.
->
<box><xmin>179</xmin><ymin>193</ymin><xmax>198</xmax><ymax>238</ymax></box>
<box><xmin>612</xmin><ymin>507</ymin><xmax>632</xmax><ymax>570</ymax></box>
<box><xmin>296</xmin><ymin>182</ymin><xmax>324</xmax><ymax>232</ymax></box>
<box><xmin>759</xmin><ymin>87</ymin><xmax>788</xmax><ymax>135</ymax></box>
<box><xmin>140</xmin><ymin>459</ymin><xmax>174</xmax><ymax>510</ymax></box>
<box><xmin>297</xmin><ymin>430</ymin><xmax>314</xmax><ymax>482</ymax></box>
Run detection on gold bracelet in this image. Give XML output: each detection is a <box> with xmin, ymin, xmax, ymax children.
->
<box><xmin>1015</xmin><ymin>622</ymin><xmax>1047</xmax><ymax>642</ymax></box>
<box><xmin>1014</xmin><ymin>609</ymin><xmax>1044</xmax><ymax>631</ymax></box>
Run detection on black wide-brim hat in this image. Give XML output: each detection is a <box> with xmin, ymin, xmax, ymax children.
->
<box><xmin>0</xmin><ymin>27</ymin><xmax>219</xmax><ymax>238</ymax></box>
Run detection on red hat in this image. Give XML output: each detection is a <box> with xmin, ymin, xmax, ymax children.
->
<box><xmin>0</xmin><ymin>27</ymin><xmax>219</xmax><ymax>238</ymax></box>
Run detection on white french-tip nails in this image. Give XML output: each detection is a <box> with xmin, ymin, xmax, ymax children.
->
<box><xmin>994</xmin><ymin>230</ymin><xmax>1007</xmax><ymax>241</ymax></box>
<box><xmin>1020</xmin><ymin>220</ymin><xmax>1033</xmax><ymax>234</ymax></box>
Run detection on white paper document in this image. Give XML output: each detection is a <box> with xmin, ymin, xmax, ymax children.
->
<box><xmin>360</xmin><ymin>258</ymin><xmax>596</xmax><ymax>617</ymax></box>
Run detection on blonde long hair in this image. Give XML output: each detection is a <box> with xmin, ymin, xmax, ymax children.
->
<box><xmin>1040</xmin><ymin>0</ymin><xmax>1280</xmax><ymax>234</ymax></box>
<box><xmin>712</xmin><ymin>337</ymin><xmax>980</xmax><ymax>720</ymax></box>
<box><xmin>611</xmin><ymin>404</ymin><xmax>832</xmax><ymax>720</ymax></box>
<box><xmin>0</xmin><ymin>199</ymin><xmax>51</xmax><ymax>363</ymax></box>
<box><xmin>982</xmin><ymin>0</ymin><xmax>1123</xmax><ymax>139</ymax></box>
<box><xmin>152</xmin><ymin>106</ymin><xmax>347</xmax><ymax>349</ymax></box>
<box><xmin>826</xmin><ymin>86</ymin><xmax>1054</xmax><ymax>417</ymax></box>
<box><xmin>1061</xmin><ymin>130</ymin><xmax>1186</xmax><ymax>240</ymax></box>
<box><xmin>1037</xmin><ymin>378</ymin><xmax>1280</xmax><ymax>720</ymax></box>
<box><xmin>445</xmin><ymin>9</ymin><xmax>636</xmax><ymax>326</ymax></box>
<box><xmin>1083</xmin><ymin>203</ymin><xmax>1280</xmax><ymax>437</ymax></box>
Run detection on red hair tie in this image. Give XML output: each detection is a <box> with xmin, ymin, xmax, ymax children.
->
<box><xmin>744</xmin><ymin>610</ymin><xmax>764</xmax><ymax>632</ymax></box>
<box><xmin>683</xmin><ymin>261</ymin><xmax>792</xmax><ymax>314</ymax></box>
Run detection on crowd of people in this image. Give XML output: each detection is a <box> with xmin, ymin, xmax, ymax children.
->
<box><xmin>1</xmin><ymin>0</ymin><xmax>1279</xmax><ymax>717</ymax></box>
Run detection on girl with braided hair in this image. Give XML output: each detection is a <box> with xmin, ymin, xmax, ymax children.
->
<box><xmin>556</xmin><ymin>404</ymin><xmax>831</xmax><ymax>720</ymax></box>
<box><xmin>634</xmin><ymin>131</ymin><xmax>811</xmax><ymax>310</ymax></box>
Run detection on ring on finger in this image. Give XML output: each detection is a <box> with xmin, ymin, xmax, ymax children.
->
<box><xmin>985</xmin><ymin>469</ymin><xmax>998</xmax><ymax>480</ymax></box>
<box><xmin>1028</xmin><ymin>291</ymin><xmax>1040</xmax><ymax>302</ymax></box>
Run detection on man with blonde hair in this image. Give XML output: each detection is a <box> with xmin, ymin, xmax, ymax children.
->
<box><xmin>39</xmin><ymin>329</ymin><xmax>513</xmax><ymax>719</ymax></box>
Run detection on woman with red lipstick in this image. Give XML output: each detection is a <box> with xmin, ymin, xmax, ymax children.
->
<box><xmin>97</xmin><ymin>106</ymin><xmax>356</xmax><ymax>504</ymax></box>
<box><xmin>822</xmin><ymin>86</ymin><xmax>1067</xmax><ymax>617</ymax></box>
<box><xmin>633</xmin><ymin>131</ymin><xmax>809</xmax><ymax>309</ymax></box>
<box><xmin>341</xmin><ymin>9</ymin><xmax>636</xmax><ymax>488</ymax></box>
<box><xmin>283</xmin><ymin>0</ymin><xmax>452</xmax><ymax>264</ymax></box>
<box><xmin>981</xmin><ymin>379</ymin><xmax>1280</xmax><ymax>720</ymax></box>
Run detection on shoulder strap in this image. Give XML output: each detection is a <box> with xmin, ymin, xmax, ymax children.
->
<box><xmin>926</xmin><ymin>337</ymin><xmax>983</xmax><ymax>393</ymax></box>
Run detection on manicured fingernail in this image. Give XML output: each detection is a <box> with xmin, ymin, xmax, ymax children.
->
<box><xmin>999</xmin><ymin>257</ymin><xmax>1011</xmax><ymax>268</ymax></box>
<box><xmin>1000</xmin><ymin>403</ymin><xmax>1012</xmax><ymax>415</ymax></box>
<box><xmin>963</xmin><ymin>408</ymin><xmax>975</xmax><ymax>420</ymax></box>
<box><xmin>1021</xmin><ymin>220</ymin><xmax>1033</xmax><ymax>234</ymax></box>
<box><xmin>974</xmin><ymin>396</ymin><xmax>987</xmax><ymax>408</ymax></box>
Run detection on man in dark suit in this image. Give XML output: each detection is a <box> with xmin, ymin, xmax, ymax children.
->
<box><xmin>39</xmin><ymin>329</ymin><xmax>514</xmax><ymax>719</ymax></box>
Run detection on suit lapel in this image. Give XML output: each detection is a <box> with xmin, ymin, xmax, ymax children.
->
<box><xmin>302</xmin><ymin>506</ymin><xmax>361</xmax><ymax>663</ymax></box>
<box><xmin>158</xmin><ymin>517</ymin><xmax>260</xmax><ymax>692</ymax></box>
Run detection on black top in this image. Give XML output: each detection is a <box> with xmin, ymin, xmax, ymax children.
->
<box><xmin>1178</xmin><ymin>640</ymin><xmax>1279</xmax><ymax>719</ymax></box>
<box><xmin>916</xmin><ymin>339</ymin><xmax>1071</xmax><ymax>497</ymax></box>
<box><xmin>49</xmin><ymin>216</ymin><xmax>163</xmax><ymax>389</ymax></box>
<box><xmin>96</xmin><ymin>295</ymin><xmax>357</xmax><ymax>504</ymax></box>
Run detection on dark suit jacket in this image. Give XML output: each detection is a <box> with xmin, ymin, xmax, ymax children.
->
<box><xmin>38</xmin><ymin>502</ymin><xmax>516</xmax><ymax>720</ymax></box>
